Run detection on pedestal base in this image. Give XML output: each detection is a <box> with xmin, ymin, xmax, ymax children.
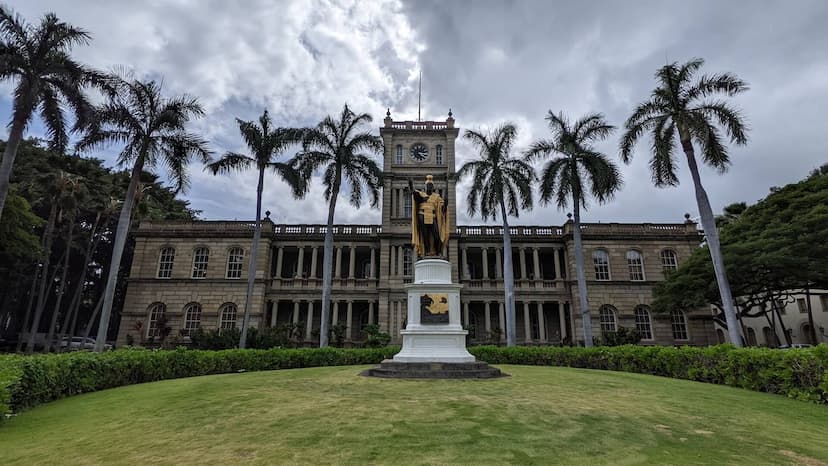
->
<box><xmin>361</xmin><ymin>360</ymin><xmax>506</xmax><ymax>379</ymax></box>
<box><xmin>393</xmin><ymin>328</ymin><xmax>475</xmax><ymax>363</ymax></box>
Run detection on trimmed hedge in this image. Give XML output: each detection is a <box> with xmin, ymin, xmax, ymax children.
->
<box><xmin>1</xmin><ymin>344</ymin><xmax>826</xmax><ymax>421</ymax></box>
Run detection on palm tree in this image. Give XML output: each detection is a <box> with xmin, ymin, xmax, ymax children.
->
<box><xmin>620</xmin><ymin>58</ymin><xmax>748</xmax><ymax>347</ymax></box>
<box><xmin>206</xmin><ymin>110</ymin><xmax>306</xmax><ymax>348</ymax></box>
<box><xmin>0</xmin><ymin>7</ymin><xmax>102</xmax><ymax>222</ymax></box>
<box><xmin>525</xmin><ymin>112</ymin><xmax>621</xmax><ymax>347</ymax></box>
<box><xmin>290</xmin><ymin>104</ymin><xmax>383</xmax><ymax>347</ymax></box>
<box><xmin>77</xmin><ymin>76</ymin><xmax>211</xmax><ymax>352</ymax></box>
<box><xmin>457</xmin><ymin>123</ymin><xmax>534</xmax><ymax>346</ymax></box>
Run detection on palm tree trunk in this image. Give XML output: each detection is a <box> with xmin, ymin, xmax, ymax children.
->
<box><xmin>498</xmin><ymin>198</ymin><xmax>516</xmax><ymax>346</ymax></box>
<box><xmin>94</xmin><ymin>154</ymin><xmax>146</xmax><ymax>351</ymax></box>
<box><xmin>15</xmin><ymin>269</ymin><xmax>39</xmax><ymax>352</ymax></box>
<box><xmin>770</xmin><ymin>298</ymin><xmax>793</xmax><ymax>346</ymax></box>
<box><xmin>57</xmin><ymin>212</ymin><xmax>103</xmax><ymax>351</ymax></box>
<box><xmin>319</xmin><ymin>178</ymin><xmax>341</xmax><ymax>348</ymax></box>
<box><xmin>45</xmin><ymin>218</ymin><xmax>75</xmax><ymax>352</ymax></box>
<box><xmin>572</xmin><ymin>196</ymin><xmax>593</xmax><ymax>347</ymax></box>
<box><xmin>25</xmin><ymin>202</ymin><xmax>59</xmax><ymax>353</ymax></box>
<box><xmin>0</xmin><ymin>115</ymin><xmax>28</xmax><ymax>223</ymax></box>
<box><xmin>239</xmin><ymin>167</ymin><xmax>265</xmax><ymax>349</ymax></box>
<box><xmin>681</xmin><ymin>140</ymin><xmax>742</xmax><ymax>347</ymax></box>
<box><xmin>82</xmin><ymin>294</ymin><xmax>105</xmax><ymax>341</ymax></box>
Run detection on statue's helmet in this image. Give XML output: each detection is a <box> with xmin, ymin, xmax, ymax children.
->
<box><xmin>425</xmin><ymin>175</ymin><xmax>434</xmax><ymax>186</ymax></box>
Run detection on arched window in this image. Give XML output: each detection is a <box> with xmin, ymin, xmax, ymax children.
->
<box><xmin>660</xmin><ymin>249</ymin><xmax>678</xmax><ymax>273</ymax></box>
<box><xmin>226</xmin><ymin>247</ymin><xmax>244</xmax><ymax>279</ymax></box>
<box><xmin>670</xmin><ymin>310</ymin><xmax>688</xmax><ymax>341</ymax></box>
<box><xmin>157</xmin><ymin>247</ymin><xmax>175</xmax><ymax>278</ymax></box>
<box><xmin>219</xmin><ymin>303</ymin><xmax>237</xmax><ymax>331</ymax></box>
<box><xmin>716</xmin><ymin>329</ymin><xmax>725</xmax><ymax>344</ymax></box>
<box><xmin>146</xmin><ymin>302</ymin><xmax>166</xmax><ymax>338</ymax></box>
<box><xmin>626</xmin><ymin>250</ymin><xmax>645</xmax><ymax>281</ymax></box>
<box><xmin>436</xmin><ymin>145</ymin><xmax>443</xmax><ymax>164</ymax></box>
<box><xmin>746</xmin><ymin>327</ymin><xmax>757</xmax><ymax>346</ymax></box>
<box><xmin>403</xmin><ymin>189</ymin><xmax>412</xmax><ymax>217</ymax></box>
<box><xmin>762</xmin><ymin>326</ymin><xmax>776</xmax><ymax>346</ymax></box>
<box><xmin>192</xmin><ymin>247</ymin><xmax>209</xmax><ymax>278</ymax></box>
<box><xmin>599</xmin><ymin>305</ymin><xmax>617</xmax><ymax>333</ymax></box>
<box><xmin>395</xmin><ymin>144</ymin><xmax>403</xmax><ymax>164</ymax></box>
<box><xmin>182</xmin><ymin>303</ymin><xmax>202</xmax><ymax>337</ymax></box>
<box><xmin>634</xmin><ymin>305</ymin><xmax>653</xmax><ymax>340</ymax></box>
<box><xmin>592</xmin><ymin>250</ymin><xmax>610</xmax><ymax>280</ymax></box>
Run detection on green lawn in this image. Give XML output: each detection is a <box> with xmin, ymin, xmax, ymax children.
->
<box><xmin>1</xmin><ymin>365</ymin><xmax>826</xmax><ymax>465</ymax></box>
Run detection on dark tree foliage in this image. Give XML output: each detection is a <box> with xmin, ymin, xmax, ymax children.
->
<box><xmin>653</xmin><ymin>168</ymin><xmax>828</xmax><ymax>327</ymax></box>
<box><xmin>0</xmin><ymin>139</ymin><xmax>198</xmax><ymax>349</ymax></box>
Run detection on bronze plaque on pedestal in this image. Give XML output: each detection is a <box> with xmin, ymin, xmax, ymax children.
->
<box><xmin>420</xmin><ymin>293</ymin><xmax>449</xmax><ymax>324</ymax></box>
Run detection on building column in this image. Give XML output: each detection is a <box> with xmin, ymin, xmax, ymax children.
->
<box><xmin>369</xmin><ymin>247</ymin><xmax>376</xmax><ymax>278</ymax></box>
<box><xmin>519</xmin><ymin>247</ymin><xmax>527</xmax><ymax>280</ymax></box>
<box><xmin>368</xmin><ymin>301</ymin><xmax>375</xmax><ymax>326</ymax></box>
<box><xmin>346</xmin><ymin>301</ymin><xmax>353</xmax><ymax>340</ymax></box>
<box><xmin>332</xmin><ymin>301</ymin><xmax>339</xmax><ymax>325</ymax></box>
<box><xmin>292</xmin><ymin>300</ymin><xmax>299</xmax><ymax>324</ymax></box>
<box><xmin>481</xmin><ymin>248</ymin><xmax>489</xmax><ymax>279</ymax></box>
<box><xmin>335</xmin><ymin>246</ymin><xmax>342</xmax><ymax>279</ymax></box>
<box><xmin>495</xmin><ymin>248</ymin><xmax>502</xmax><ymax>279</ymax></box>
<box><xmin>348</xmin><ymin>244</ymin><xmax>356</xmax><ymax>278</ymax></box>
<box><xmin>270</xmin><ymin>300</ymin><xmax>278</xmax><ymax>326</ymax></box>
<box><xmin>463</xmin><ymin>301</ymin><xmax>470</xmax><ymax>327</ymax></box>
<box><xmin>310</xmin><ymin>246</ymin><xmax>318</xmax><ymax>279</ymax></box>
<box><xmin>533</xmin><ymin>248</ymin><xmax>541</xmax><ymax>280</ymax></box>
<box><xmin>498</xmin><ymin>302</ymin><xmax>505</xmax><ymax>342</ymax></box>
<box><xmin>305</xmin><ymin>301</ymin><xmax>313</xmax><ymax>339</ymax></box>
<box><xmin>537</xmin><ymin>302</ymin><xmax>546</xmax><ymax>342</ymax></box>
<box><xmin>523</xmin><ymin>301</ymin><xmax>532</xmax><ymax>343</ymax></box>
<box><xmin>397</xmin><ymin>245</ymin><xmax>404</xmax><ymax>276</ymax></box>
<box><xmin>484</xmin><ymin>301</ymin><xmax>491</xmax><ymax>333</ymax></box>
<box><xmin>558</xmin><ymin>301</ymin><xmax>567</xmax><ymax>341</ymax></box>
<box><xmin>275</xmin><ymin>246</ymin><xmax>284</xmax><ymax>278</ymax></box>
<box><xmin>296</xmin><ymin>246</ymin><xmax>305</xmax><ymax>278</ymax></box>
<box><xmin>461</xmin><ymin>247</ymin><xmax>468</xmax><ymax>279</ymax></box>
<box><xmin>554</xmin><ymin>248</ymin><xmax>562</xmax><ymax>280</ymax></box>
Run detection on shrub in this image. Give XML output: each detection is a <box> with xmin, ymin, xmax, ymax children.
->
<box><xmin>362</xmin><ymin>324</ymin><xmax>391</xmax><ymax>348</ymax></box>
<box><xmin>595</xmin><ymin>326</ymin><xmax>642</xmax><ymax>346</ymax></box>
<box><xmin>1</xmin><ymin>344</ymin><xmax>826</xmax><ymax>422</ymax></box>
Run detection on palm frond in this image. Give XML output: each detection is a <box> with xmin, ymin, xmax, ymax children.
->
<box><xmin>205</xmin><ymin>152</ymin><xmax>254</xmax><ymax>175</ymax></box>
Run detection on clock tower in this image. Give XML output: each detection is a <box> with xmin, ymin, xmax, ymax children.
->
<box><xmin>378</xmin><ymin>109</ymin><xmax>460</xmax><ymax>282</ymax></box>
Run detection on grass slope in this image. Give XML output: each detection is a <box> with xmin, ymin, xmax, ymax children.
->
<box><xmin>1</xmin><ymin>365</ymin><xmax>826</xmax><ymax>465</ymax></box>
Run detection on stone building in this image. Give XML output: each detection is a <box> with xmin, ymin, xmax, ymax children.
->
<box><xmin>116</xmin><ymin>112</ymin><xmax>717</xmax><ymax>347</ymax></box>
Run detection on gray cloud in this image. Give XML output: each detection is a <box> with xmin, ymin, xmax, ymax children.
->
<box><xmin>5</xmin><ymin>0</ymin><xmax>827</xmax><ymax>227</ymax></box>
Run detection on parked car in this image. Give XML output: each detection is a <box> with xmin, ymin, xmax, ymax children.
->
<box><xmin>777</xmin><ymin>343</ymin><xmax>813</xmax><ymax>350</ymax></box>
<box><xmin>56</xmin><ymin>336</ymin><xmax>113</xmax><ymax>351</ymax></box>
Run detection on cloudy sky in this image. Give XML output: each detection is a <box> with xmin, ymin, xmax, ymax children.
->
<box><xmin>4</xmin><ymin>0</ymin><xmax>827</xmax><ymax>226</ymax></box>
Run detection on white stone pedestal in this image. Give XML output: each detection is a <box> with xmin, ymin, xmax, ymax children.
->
<box><xmin>392</xmin><ymin>259</ymin><xmax>475</xmax><ymax>363</ymax></box>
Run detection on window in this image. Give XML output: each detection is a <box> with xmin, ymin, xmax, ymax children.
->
<box><xmin>821</xmin><ymin>295</ymin><xmax>828</xmax><ymax>312</ymax></box>
<box><xmin>226</xmin><ymin>247</ymin><xmax>244</xmax><ymax>279</ymax></box>
<box><xmin>219</xmin><ymin>303</ymin><xmax>237</xmax><ymax>331</ymax></box>
<box><xmin>796</xmin><ymin>298</ymin><xmax>807</xmax><ymax>314</ymax></box>
<box><xmin>182</xmin><ymin>303</ymin><xmax>202</xmax><ymax>337</ymax></box>
<box><xmin>634</xmin><ymin>305</ymin><xmax>653</xmax><ymax>340</ymax></box>
<box><xmin>746</xmin><ymin>327</ymin><xmax>757</xmax><ymax>346</ymax></box>
<box><xmin>403</xmin><ymin>189</ymin><xmax>412</xmax><ymax>217</ymax></box>
<box><xmin>403</xmin><ymin>248</ymin><xmax>413</xmax><ymax>276</ymax></box>
<box><xmin>762</xmin><ymin>326</ymin><xmax>776</xmax><ymax>346</ymax></box>
<box><xmin>775</xmin><ymin>299</ymin><xmax>786</xmax><ymax>314</ymax></box>
<box><xmin>146</xmin><ymin>303</ymin><xmax>166</xmax><ymax>338</ymax></box>
<box><xmin>660</xmin><ymin>250</ymin><xmax>678</xmax><ymax>273</ymax></box>
<box><xmin>626</xmin><ymin>250</ymin><xmax>645</xmax><ymax>281</ymax></box>
<box><xmin>192</xmin><ymin>247</ymin><xmax>209</xmax><ymax>278</ymax></box>
<box><xmin>592</xmin><ymin>250</ymin><xmax>610</xmax><ymax>280</ymax></box>
<box><xmin>157</xmin><ymin>247</ymin><xmax>175</xmax><ymax>278</ymax></box>
<box><xmin>670</xmin><ymin>310</ymin><xmax>688</xmax><ymax>340</ymax></box>
<box><xmin>436</xmin><ymin>145</ymin><xmax>443</xmax><ymax>164</ymax></box>
<box><xmin>395</xmin><ymin>144</ymin><xmax>403</xmax><ymax>164</ymax></box>
<box><xmin>599</xmin><ymin>305</ymin><xmax>617</xmax><ymax>333</ymax></box>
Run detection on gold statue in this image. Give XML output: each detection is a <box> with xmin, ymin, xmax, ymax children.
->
<box><xmin>409</xmin><ymin>175</ymin><xmax>449</xmax><ymax>257</ymax></box>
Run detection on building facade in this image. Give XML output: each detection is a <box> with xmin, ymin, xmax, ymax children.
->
<box><xmin>116</xmin><ymin>113</ymin><xmax>717</xmax><ymax>347</ymax></box>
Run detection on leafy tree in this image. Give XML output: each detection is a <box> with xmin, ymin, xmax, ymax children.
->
<box><xmin>77</xmin><ymin>76</ymin><xmax>211</xmax><ymax>351</ymax></box>
<box><xmin>620</xmin><ymin>58</ymin><xmax>749</xmax><ymax>347</ymax></box>
<box><xmin>715</xmin><ymin>202</ymin><xmax>747</xmax><ymax>228</ymax></box>
<box><xmin>290</xmin><ymin>104</ymin><xmax>383</xmax><ymax>347</ymax></box>
<box><xmin>0</xmin><ymin>7</ymin><xmax>103</xmax><ymax>222</ymax></box>
<box><xmin>457</xmin><ymin>123</ymin><xmax>534</xmax><ymax>346</ymax></box>
<box><xmin>206</xmin><ymin>110</ymin><xmax>305</xmax><ymax>348</ymax></box>
<box><xmin>652</xmin><ymin>168</ymin><xmax>828</xmax><ymax>344</ymax></box>
<box><xmin>525</xmin><ymin>112</ymin><xmax>621</xmax><ymax>346</ymax></box>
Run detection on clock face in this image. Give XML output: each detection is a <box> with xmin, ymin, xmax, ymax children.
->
<box><xmin>409</xmin><ymin>143</ymin><xmax>428</xmax><ymax>161</ymax></box>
